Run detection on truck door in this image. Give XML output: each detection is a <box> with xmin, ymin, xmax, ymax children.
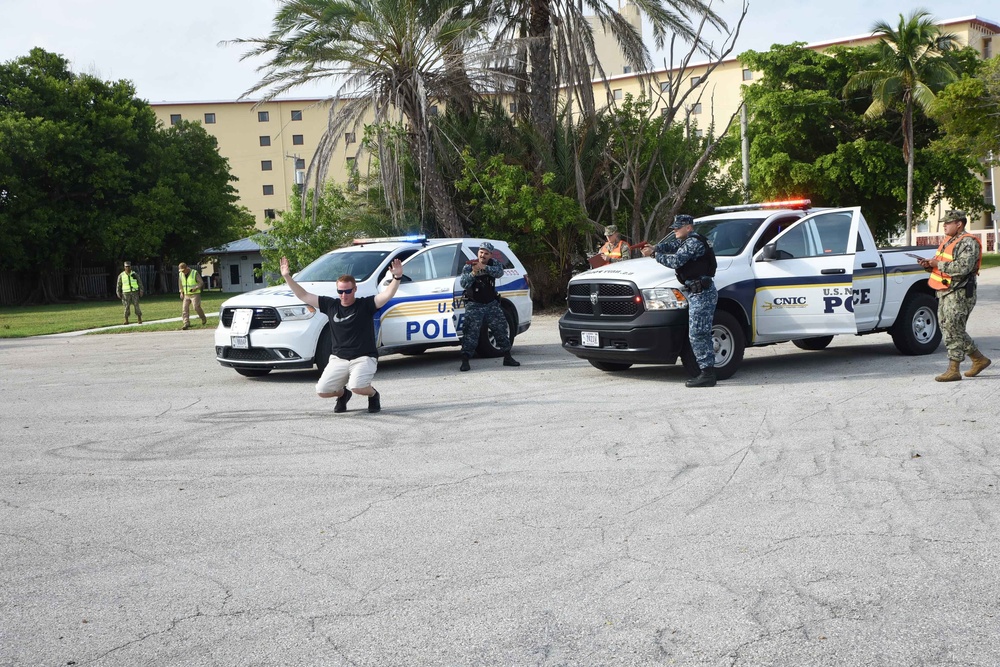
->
<box><xmin>376</xmin><ymin>243</ymin><xmax>463</xmax><ymax>347</ymax></box>
<box><xmin>752</xmin><ymin>208</ymin><xmax>861</xmax><ymax>342</ymax></box>
<box><xmin>851</xmin><ymin>219</ymin><xmax>884</xmax><ymax>332</ymax></box>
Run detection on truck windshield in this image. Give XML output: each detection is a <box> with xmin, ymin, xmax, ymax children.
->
<box><xmin>294</xmin><ymin>250</ymin><xmax>391</xmax><ymax>282</ymax></box>
<box><xmin>658</xmin><ymin>218</ymin><xmax>762</xmax><ymax>257</ymax></box>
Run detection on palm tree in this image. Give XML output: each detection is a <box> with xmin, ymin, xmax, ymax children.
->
<box><xmin>844</xmin><ymin>9</ymin><xmax>959</xmax><ymax>245</ymax></box>
<box><xmin>229</xmin><ymin>0</ymin><xmax>508</xmax><ymax>237</ymax></box>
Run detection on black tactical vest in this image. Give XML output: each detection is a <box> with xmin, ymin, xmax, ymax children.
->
<box><xmin>674</xmin><ymin>233</ymin><xmax>717</xmax><ymax>283</ymax></box>
<box><xmin>467</xmin><ymin>261</ymin><xmax>500</xmax><ymax>304</ymax></box>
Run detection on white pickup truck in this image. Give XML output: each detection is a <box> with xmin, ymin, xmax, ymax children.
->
<box><xmin>558</xmin><ymin>204</ymin><xmax>941</xmax><ymax>379</ymax></box>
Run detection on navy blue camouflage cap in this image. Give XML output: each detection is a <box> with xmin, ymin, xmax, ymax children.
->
<box><xmin>670</xmin><ymin>214</ymin><xmax>694</xmax><ymax>229</ymax></box>
<box><xmin>479</xmin><ymin>241</ymin><xmax>495</xmax><ymax>252</ymax></box>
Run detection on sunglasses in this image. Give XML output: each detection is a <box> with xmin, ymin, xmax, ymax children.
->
<box><xmin>337</xmin><ymin>288</ymin><xmax>354</xmax><ymax>294</ymax></box>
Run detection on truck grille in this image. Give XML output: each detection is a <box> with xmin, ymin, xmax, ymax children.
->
<box><xmin>567</xmin><ymin>281</ymin><xmax>641</xmax><ymax>318</ymax></box>
<box><xmin>220</xmin><ymin>307</ymin><xmax>281</xmax><ymax>329</ymax></box>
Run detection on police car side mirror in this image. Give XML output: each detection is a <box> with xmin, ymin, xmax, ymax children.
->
<box><xmin>758</xmin><ymin>243</ymin><xmax>777</xmax><ymax>262</ymax></box>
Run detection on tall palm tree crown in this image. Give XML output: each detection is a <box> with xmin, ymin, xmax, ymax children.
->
<box><xmin>843</xmin><ymin>9</ymin><xmax>959</xmax><ymax>245</ymax></box>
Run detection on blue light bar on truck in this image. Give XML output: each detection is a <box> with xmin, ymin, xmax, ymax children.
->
<box><xmin>352</xmin><ymin>235</ymin><xmax>427</xmax><ymax>245</ymax></box>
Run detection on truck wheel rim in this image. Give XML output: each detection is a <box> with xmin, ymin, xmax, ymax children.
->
<box><xmin>713</xmin><ymin>325</ymin><xmax>734</xmax><ymax>366</ymax></box>
<box><xmin>912</xmin><ymin>305</ymin><xmax>936</xmax><ymax>343</ymax></box>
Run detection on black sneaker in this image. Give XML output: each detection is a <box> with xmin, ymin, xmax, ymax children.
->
<box><xmin>367</xmin><ymin>390</ymin><xmax>381</xmax><ymax>413</ymax></box>
<box><xmin>460</xmin><ymin>355</ymin><xmax>470</xmax><ymax>372</ymax></box>
<box><xmin>503</xmin><ymin>353</ymin><xmax>520</xmax><ymax>367</ymax></box>
<box><xmin>334</xmin><ymin>388</ymin><xmax>352</xmax><ymax>413</ymax></box>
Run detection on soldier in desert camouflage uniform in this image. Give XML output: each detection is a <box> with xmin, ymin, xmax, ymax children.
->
<box><xmin>642</xmin><ymin>214</ymin><xmax>719</xmax><ymax>388</ymax></box>
<box><xmin>458</xmin><ymin>241</ymin><xmax>520</xmax><ymax>372</ymax></box>
<box><xmin>918</xmin><ymin>210</ymin><xmax>991</xmax><ymax>382</ymax></box>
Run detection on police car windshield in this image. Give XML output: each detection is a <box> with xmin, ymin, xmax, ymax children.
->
<box><xmin>294</xmin><ymin>250</ymin><xmax>391</xmax><ymax>282</ymax></box>
<box><xmin>658</xmin><ymin>218</ymin><xmax>760</xmax><ymax>257</ymax></box>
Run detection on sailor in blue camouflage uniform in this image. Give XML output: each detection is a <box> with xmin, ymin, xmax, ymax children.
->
<box><xmin>642</xmin><ymin>214</ymin><xmax>719</xmax><ymax>387</ymax></box>
<box><xmin>458</xmin><ymin>241</ymin><xmax>520</xmax><ymax>372</ymax></box>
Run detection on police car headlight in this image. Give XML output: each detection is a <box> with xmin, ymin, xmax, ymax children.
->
<box><xmin>641</xmin><ymin>288</ymin><xmax>688</xmax><ymax>310</ymax></box>
<box><xmin>277</xmin><ymin>305</ymin><xmax>316</xmax><ymax>321</ymax></box>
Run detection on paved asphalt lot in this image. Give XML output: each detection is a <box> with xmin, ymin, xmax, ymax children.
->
<box><xmin>2</xmin><ymin>271</ymin><xmax>999</xmax><ymax>667</ymax></box>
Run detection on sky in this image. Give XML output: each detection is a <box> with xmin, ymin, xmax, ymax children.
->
<box><xmin>0</xmin><ymin>0</ymin><xmax>996</xmax><ymax>103</ymax></box>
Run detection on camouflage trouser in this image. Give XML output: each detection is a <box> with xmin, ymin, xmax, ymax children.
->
<box><xmin>461</xmin><ymin>300</ymin><xmax>511</xmax><ymax>356</ymax></box>
<box><xmin>688</xmin><ymin>285</ymin><xmax>719</xmax><ymax>371</ymax></box>
<box><xmin>121</xmin><ymin>292</ymin><xmax>141</xmax><ymax>320</ymax></box>
<box><xmin>938</xmin><ymin>287</ymin><xmax>977</xmax><ymax>361</ymax></box>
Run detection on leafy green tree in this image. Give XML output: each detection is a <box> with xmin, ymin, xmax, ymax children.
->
<box><xmin>843</xmin><ymin>10</ymin><xmax>960</xmax><ymax>244</ymax></box>
<box><xmin>256</xmin><ymin>182</ymin><xmax>396</xmax><ymax>282</ymax></box>
<box><xmin>932</xmin><ymin>55</ymin><xmax>1000</xmax><ymax>168</ymax></box>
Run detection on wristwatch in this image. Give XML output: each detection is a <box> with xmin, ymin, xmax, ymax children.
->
<box><xmin>392</xmin><ymin>275</ymin><xmax>402</xmax><ymax>281</ymax></box>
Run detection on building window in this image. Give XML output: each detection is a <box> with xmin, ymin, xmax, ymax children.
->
<box><xmin>695</xmin><ymin>129</ymin><xmax>704</xmax><ymax>138</ymax></box>
<box><xmin>509</xmin><ymin>102</ymin><xmax>517</xmax><ymax>114</ymax></box>
<box><xmin>344</xmin><ymin>132</ymin><xmax>355</xmax><ymax>144</ymax></box>
<box><xmin>229</xmin><ymin>264</ymin><xmax>240</xmax><ymax>286</ymax></box>
<box><xmin>429</xmin><ymin>105</ymin><xmax>439</xmax><ymax>116</ymax></box>
<box><xmin>659</xmin><ymin>81</ymin><xmax>671</xmax><ymax>93</ymax></box>
<box><xmin>258</xmin><ymin>111</ymin><xmax>269</xmax><ymax>122</ymax></box>
<box><xmin>263</xmin><ymin>185</ymin><xmax>274</xmax><ymax>196</ymax></box>
<box><xmin>690</xmin><ymin>76</ymin><xmax>702</xmax><ymax>88</ymax></box>
<box><xmin>170</xmin><ymin>114</ymin><xmax>181</xmax><ymax>125</ymax></box>
<box><xmin>259</xmin><ymin>136</ymin><xmax>271</xmax><ymax>147</ymax></box>
<box><xmin>346</xmin><ymin>156</ymin><xmax>357</xmax><ymax>169</ymax></box>
<box><xmin>292</xmin><ymin>134</ymin><xmax>304</xmax><ymax>145</ymax></box>
<box><xmin>261</xmin><ymin>160</ymin><xmax>272</xmax><ymax>171</ymax></box>
<box><xmin>295</xmin><ymin>158</ymin><xmax>305</xmax><ymax>169</ymax></box>
<box><xmin>623</xmin><ymin>65</ymin><xmax>632</xmax><ymax>74</ymax></box>
<box><xmin>984</xmin><ymin>38</ymin><xmax>992</xmax><ymax>59</ymax></box>
<box><xmin>613</xmin><ymin>89</ymin><xmax>623</xmax><ymax>100</ymax></box>
<box><xmin>204</xmin><ymin>112</ymin><xmax>216</xmax><ymax>124</ymax></box>
<box><xmin>661</xmin><ymin>108</ymin><xmax>669</xmax><ymax>117</ymax></box>
<box><xmin>264</xmin><ymin>209</ymin><xmax>276</xmax><ymax>220</ymax></box>
<box><xmin>253</xmin><ymin>263</ymin><xmax>264</xmax><ymax>284</ymax></box>
<box><xmin>291</xmin><ymin>110</ymin><xmax>302</xmax><ymax>121</ymax></box>
<box><xmin>985</xmin><ymin>181</ymin><xmax>994</xmax><ymax>207</ymax></box>
<box><xmin>691</xmin><ymin>103</ymin><xmax>702</xmax><ymax>114</ymax></box>
<box><xmin>742</xmin><ymin>68</ymin><xmax>753</xmax><ymax>81</ymax></box>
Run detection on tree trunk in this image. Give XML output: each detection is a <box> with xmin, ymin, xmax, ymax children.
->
<box><xmin>528</xmin><ymin>0</ymin><xmax>554</xmax><ymax>159</ymax></box>
<box><xmin>904</xmin><ymin>102</ymin><xmax>914</xmax><ymax>247</ymax></box>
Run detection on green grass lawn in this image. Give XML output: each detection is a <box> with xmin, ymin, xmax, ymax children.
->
<box><xmin>0</xmin><ymin>292</ymin><xmax>232</xmax><ymax>338</ymax></box>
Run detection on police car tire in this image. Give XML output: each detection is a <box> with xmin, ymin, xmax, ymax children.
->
<box><xmin>792</xmin><ymin>336</ymin><xmax>834</xmax><ymax>351</ymax></box>
<box><xmin>315</xmin><ymin>329</ymin><xmax>332</xmax><ymax>372</ymax></box>
<box><xmin>680</xmin><ymin>310</ymin><xmax>745</xmax><ymax>381</ymax></box>
<box><xmin>891</xmin><ymin>292</ymin><xmax>941</xmax><ymax>356</ymax></box>
<box><xmin>235</xmin><ymin>368</ymin><xmax>272</xmax><ymax>377</ymax></box>
<box><xmin>401</xmin><ymin>346</ymin><xmax>428</xmax><ymax>356</ymax></box>
<box><xmin>476</xmin><ymin>304</ymin><xmax>517</xmax><ymax>358</ymax></box>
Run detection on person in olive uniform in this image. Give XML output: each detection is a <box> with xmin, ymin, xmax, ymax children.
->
<box><xmin>458</xmin><ymin>241</ymin><xmax>520</xmax><ymax>372</ymax></box>
<box><xmin>599</xmin><ymin>225</ymin><xmax>631</xmax><ymax>263</ymax></box>
<box><xmin>642</xmin><ymin>214</ymin><xmax>718</xmax><ymax>388</ymax></box>
<box><xmin>116</xmin><ymin>261</ymin><xmax>143</xmax><ymax>325</ymax></box>
<box><xmin>178</xmin><ymin>263</ymin><xmax>207</xmax><ymax>330</ymax></box>
<box><xmin>918</xmin><ymin>210</ymin><xmax>991</xmax><ymax>382</ymax></box>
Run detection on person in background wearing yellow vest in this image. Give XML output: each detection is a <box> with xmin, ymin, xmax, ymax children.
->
<box><xmin>178</xmin><ymin>262</ymin><xmax>207</xmax><ymax>330</ymax></box>
<box><xmin>599</xmin><ymin>225</ymin><xmax>631</xmax><ymax>263</ymax></box>
<box><xmin>917</xmin><ymin>210</ymin><xmax>991</xmax><ymax>382</ymax></box>
<box><xmin>116</xmin><ymin>261</ymin><xmax>143</xmax><ymax>325</ymax></box>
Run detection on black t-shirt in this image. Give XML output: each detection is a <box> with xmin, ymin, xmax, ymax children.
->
<box><xmin>317</xmin><ymin>295</ymin><xmax>378</xmax><ymax>360</ymax></box>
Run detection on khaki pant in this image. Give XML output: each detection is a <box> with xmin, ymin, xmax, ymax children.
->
<box><xmin>121</xmin><ymin>292</ymin><xmax>142</xmax><ymax>320</ymax></box>
<box><xmin>182</xmin><ymin>293</ymin><xmax>206</xmax><ymax>326</ymax></box>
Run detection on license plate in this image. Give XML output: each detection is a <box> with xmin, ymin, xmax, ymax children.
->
<box><xmin>581</xmin><ymin>331</ymin><xmax>599</xmax><ymax>347</ymax></box>
<box><xmin>230</xmin><ymin>308</ymin><xmax>253</xmax><ymax>336</ymax></box>
<box><xmin>231</xmin><ymin>336</ymin><xmax>248</xmax><ymax>349</ymax></box>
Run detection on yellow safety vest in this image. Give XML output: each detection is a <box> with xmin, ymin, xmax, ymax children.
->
<box><xmin>928</xmin><ymin>233</ymin><xmax>981</xmax><ymax>291</ymax></box>
<box><xmin>119</xmin><ymin>272</ymin><xmax>140</xmax><ymax>294</ymax></box>
<box><xmin>180</xmin><ymin>271</ymin><xmax>201</xmax><ymax>295</ymax></box>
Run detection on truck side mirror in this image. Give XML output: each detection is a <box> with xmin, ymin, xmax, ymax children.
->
<box><xmin>758</xmin><ymin>243</ymin><xmax>777</xmax><ymax>262</ymax></box>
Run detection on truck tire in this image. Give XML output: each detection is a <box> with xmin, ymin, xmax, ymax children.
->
<box><xmin>476</xmin><ymin>304</ymin><xmax>517</xmax><ymax>358</ymax></box>
<box><xmin>681</xmin><ymin>310</ymin><xmax>745</xmax><ymax>380</ymax></box>
<box><xmin>588</xmin><ymin>360</ymin><xmax>633</xmax><ymax>372</ymax></box>
<box><xmin>315</xmin><ymin>329</ymin><xmax>332</xmax><ymax>372</ymax></box>
<box><xmin>235</xmin><ymin>368</ymin><xmax>272</xmax><ymax>377</ymax></box>
<box><xmin>793</xmin><ymin>335</ymin><xmax>834</xmax><ymax>351</ymax></box>
<box><xmin>891</xmin><ymin>293</ymin><xmax>941</xmax><ymax>356</ymax></box>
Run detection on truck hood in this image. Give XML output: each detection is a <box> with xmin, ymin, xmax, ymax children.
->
<box><xmin>570</xmin><ymin>257</ymin><xmax>734</xmax><ymax>288</ymax></box>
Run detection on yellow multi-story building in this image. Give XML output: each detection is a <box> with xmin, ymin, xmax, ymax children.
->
<box><xmin>151</xmin><ymin>14</ymin><xmax>999</xmax><ymax>242</ymax></box>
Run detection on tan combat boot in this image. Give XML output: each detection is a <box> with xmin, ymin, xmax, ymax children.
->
<box><xmin>935</xmin><ymin>359</ymin><xmax>962</xmax><ymax>382</ymax></box>
<box><xmin>964</xmin><ymin>349</ymin><xmax>992</xmax><ymax>377</ymax></box>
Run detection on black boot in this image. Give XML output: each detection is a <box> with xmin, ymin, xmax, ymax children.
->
<box><xmin>334</xmin><ymin>388</ymin><xmax>352</xmax><ymax>413</ymax></box>
<box><xmin>685</xmin><ymin>368</ymin><xmax>717</xmax><ymax>388</ymax></box>
<box><xmin>460</xmin><ymin>355</ymin><xmax>470</xmax><ymax>372</ymax></box>
<box><xmin>503</xmin><ymin>352</ymin><xmax>520</xmax><ymax>367</ymax></box>
<box><xmin>367</xmin><ymin>389</ymin><xmax>381</xmax><ymax>413</ymax></box>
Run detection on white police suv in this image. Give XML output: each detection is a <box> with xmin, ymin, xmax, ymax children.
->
<box><xmin>215</xmin><ymin>236</ymin><xmax>532</xmax><ymax>377</ymax></box>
